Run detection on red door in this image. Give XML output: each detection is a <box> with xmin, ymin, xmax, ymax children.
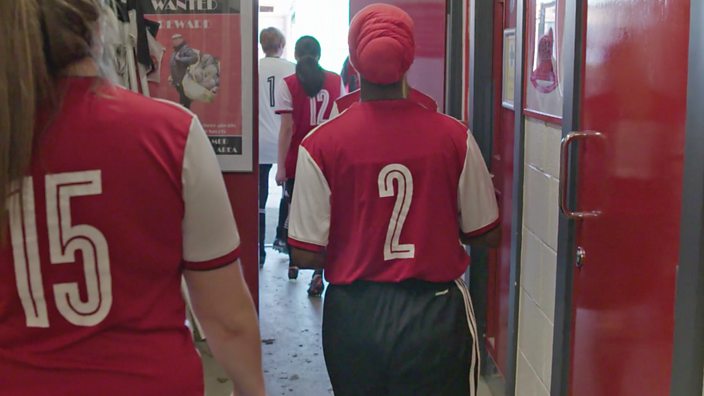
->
<box><xmin>567</xmin><ymin>0</ymin><xmax>690</xmax><ymax>394</ymax></box>
<box><xmin>485</xmin><ymin>0</ymin><xmax>517</xmax><ymax>377</ymax></box>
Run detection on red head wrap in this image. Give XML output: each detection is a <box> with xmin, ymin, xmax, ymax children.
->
<box><xmin>348</xmin><ymin>4</ymin><xmax>415</xmax><ymax>85</ymax></box>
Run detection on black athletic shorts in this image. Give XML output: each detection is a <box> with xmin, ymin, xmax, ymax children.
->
<box><xmin>322</xmin><ymin>278</ymin><xmax>479</xmax><ymax>396</ymax></box>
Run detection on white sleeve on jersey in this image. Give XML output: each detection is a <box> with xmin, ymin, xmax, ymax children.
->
<box><xmin>288</xmin><ymin>147</ymin><xmax>331</xmax><ymax>250</ymax></box>
<box><xmin>275</xmin><ymin>79</ymin><xmax>293</xmax><ymax>114</ymax></box>
<box><xmin>182</xmin><ymin>117</ymin><xmax>241</xmax><ymax>268</ymax></box>
<box><xmin>329</xmin><ymin>102</ymin><xmax>340</xmax><ymax>119</ymax></box>
<box><xmin>340</xmin><ymin>77</ymin><xmax>347</xmax><ymax>97</ymax></box>
<box><xmin>458</xmin><ymin>130</ymin><xmax>500</xmax><ymax>236</ymax></box>
<box><xmin>330</xmin><ymin>78</ymin><xmax>346</xmax><ymax>119</ymax></box>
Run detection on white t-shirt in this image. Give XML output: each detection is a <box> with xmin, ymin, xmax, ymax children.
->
<box><xmin>258</xmin><ymin>57</ymin><xmax>296</xmax><ymax>164</ymax></box>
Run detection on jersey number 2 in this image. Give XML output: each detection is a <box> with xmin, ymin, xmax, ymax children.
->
<box><xmin>378</xmin><ymin>164</ymin><xmax>415</xmax><ymax>260</ymax></box>
<box><xmin>309</xmin><ymin>90</ymin><xmax>330</xmax><ymax>126</ymax></box>
<box><xmin>9</xmin><ymin>171</ymin><xmax>112</xmax><ymax>328</ymax></box>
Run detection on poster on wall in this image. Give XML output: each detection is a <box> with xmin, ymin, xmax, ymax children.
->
<box><xmin>143</xmin><ymin>0</ymin><xmax>252</xmax><ymax>172</ymax></box>
<box><xmin>502</xmin><ymin>29</ymin><xmax>516</xmax><ymax>109</ymax></box>
<box><xmin>524</xmin><ymin>0</ymin><xmax>565</xmax><ymax>122</ymax></box>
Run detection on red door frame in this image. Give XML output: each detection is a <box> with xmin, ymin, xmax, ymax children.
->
<box><xmin>671</xmin><ymin>0</ymin><xmax>704</xmax><ymax>393</ymax></box>
<box><xmin>484</xmin><ymin>0</ymin><xmax>518</xmax><ymax>378</ymax></box>
<box><xmin>549</xmin><ymin>0</ymin><xmax>584</xmax><ymax>391</ymax></box>
<box><xmin>466</xmin><ymin>0</ymin><xmax>531</xmax><ymax>391</ymax></box>
<box><xmin>226</xmin><ymin>0</ymin><xmax>259</xmax><ymax>309</ymax></box>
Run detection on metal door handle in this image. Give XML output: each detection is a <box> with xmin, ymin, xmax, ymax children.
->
<box><xmin>559</xmin><ymin>131</ymin><xmax>603</xmax><ymax>219</ymax></box>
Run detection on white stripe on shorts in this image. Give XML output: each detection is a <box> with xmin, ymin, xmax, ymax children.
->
<box><xmin>455</xmin><ymin>278</ymin><xmax>480</xmax><ymax>396</ymax></box>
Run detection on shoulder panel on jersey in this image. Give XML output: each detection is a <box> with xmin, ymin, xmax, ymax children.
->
<box><xmin>458</xmin><ymin>130</ymin><xmax>500</xmax><ymax>235</ymax></box>
<box><xmin>283</xmin><ymin>73</ymin><xmax>299</xmax><ymax>88</ymax></box>
<box><xmin>152</xmin><ymin>97</ymin><xmax>199</xmax><ymax>119</ymax></box>
<box><xmin>409</xmin><ymin>88</ymin><xmax>438</xmax><ymax>112</ymax></box>
<box><xmin>336</xmin><ymin>90</ymin><xmax>361</xmax><ymax>112</ymax></box>
<box><xmin>111</xmin><ymin>92</ymin><xmax>195</xmax><ymax>137</ymax></box>
<box><xmin>150</xmin><ymin>98</ymin><xmax>202</xmax><ymax>137</ymax></box>
<box><xmin>288</xmin><ymin>145</ymin><xmax>332</xmax><ymax>250</ymax></box>
<box><xmin>435</xmin><ymin>112</ymin><xmax>472</xmax><ymax>134</ymax></box>
<box><xmin>100</xmin><ymin>92</ymin><xmax>198</xmax><ymax>205</ymax></box>
<box><xmin>299</xmin><ymin>146</ymin><xmax>331</xmax><ymax>193</ymax></box>
<box><xmin>301</xmin><ymin>122</ymin><xmax>328</xmax><ymax>143</ymax></box>
<box><xmin>276</xmin><ymin>75</ymin><xmax>296</xmax><ymax>112</ymax></box>
<box><xmin>111</xmin><ymin>84</ymin><xmax>192</xmax><ymax>118</ymax></box>
<box><xmin>301</xmin><ymin>108</ymin><xmax>352</xmax><ymax>143</ymax></box>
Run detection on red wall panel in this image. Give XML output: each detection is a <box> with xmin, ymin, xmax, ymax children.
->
<box><xmin>224</xmin><ymin>175</ymin><xmax>258</xmax><ymax>309</ymax></box>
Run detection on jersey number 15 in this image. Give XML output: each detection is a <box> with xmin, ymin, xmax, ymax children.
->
<box><xmin>9</xmin><ymin>171</ymin><xmax>112</xmax><ymax>328</ymax></box>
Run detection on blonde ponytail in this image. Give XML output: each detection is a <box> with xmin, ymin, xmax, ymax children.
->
<box><xmin>0</xmin><ymin>0</ymin><xmax>52</xmax><ymax>230</ymax></box>
<box><xmin>0</xmin><ymin>0</ymin><xmax>107</xmax><ymax>233</ymax></box>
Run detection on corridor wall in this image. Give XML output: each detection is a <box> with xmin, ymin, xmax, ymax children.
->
<box><xmin>515</xmin><ymin>118</ymin><xmax>560</xmax><ymax>395</ymax></box>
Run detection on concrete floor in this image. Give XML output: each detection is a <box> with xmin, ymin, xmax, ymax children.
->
<box><xmin>200</xmin><ymin>166</ymin><xmax>493</xmax><ymax>395</ymax></box>
<box><xmin>199</xmin><ymin>247</ymin><xmax>332</xmax><ymax>396</ymax></box>
<box><xmin>201</xmin><ymin>249</ymin><xmax>493</xmax><ymax>395</ymax></box>
<box><xmin>259</xmin><ymin>250</ymin><xmax>334</xmax><ymax>395</ymax></box>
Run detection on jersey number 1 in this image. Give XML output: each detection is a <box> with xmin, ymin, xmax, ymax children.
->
<box><xmin>378</xmin><ymin>164</ymin><xmax>415</xmax><ymax>260</ymax></box>
<box><xmin>267</xmin><ymin>76</ymin><xmax>276</xmax><ymax>107</ymax></box>
<box><xmin>9</xmin><ymin>171</ymin><xmax>112</xmax><ymax>328</ymax></box>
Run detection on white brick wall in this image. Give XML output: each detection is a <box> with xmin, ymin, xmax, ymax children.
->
<box><xmin>515</xmin><ymin>118</ymin><xmax>561</xmax><ymax>396</ymax></box>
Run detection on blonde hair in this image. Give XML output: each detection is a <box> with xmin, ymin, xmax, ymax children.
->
<box><xmin>0</xmin><ymin>0</ymin><xmax>111</xmax><ymax>228</ymax></box>
<box><xmin>260</xmin><ymin>27</ymin><xmax>285</xmax><ymax>56</ymax></box>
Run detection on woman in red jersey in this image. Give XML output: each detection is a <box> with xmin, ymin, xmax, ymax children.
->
<box><xmin>0</xmin><ymin>1</ymin><xmax>264</xmax><ymax>395</ymax></box>
<box><xmin>289</xmin><ymin>4</ymin><xmax>499</xmax><ymax>396</ymax></box>
<box><xmin>274</xmin><ymin>36</ymin><xmax>344</xmax><ymax>296</ymax></box>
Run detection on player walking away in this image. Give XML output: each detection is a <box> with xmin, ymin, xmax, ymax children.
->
<box><xmin>258</xmin><ymin>27</ymin><xmax>295</xmax><ymax>267</ymax></box>
<box><xmin>288</xmin><ymin>4</ymin><xmax>499</xmax><ymax>395</ymax></box>
<box><xmin>274</xmin><ymin>35</ymin><xmax>344</xmax><ymax>296</ymax></box>
<box><xmin>0</xmin><ymin>1</ymin><xmax>265</xmax><ymax>395</ymax></box>
<box><xmin>169</xmin><ymin>33</ymin><xmax>198</xmax><ymax>109</ymax></box>
<box><xmin>340</xmin><ymin>56</ymin><xmax>361</xmax><ymax>92</ymax></box>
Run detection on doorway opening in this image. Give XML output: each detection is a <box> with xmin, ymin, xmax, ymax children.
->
<box><xmin>257</xmin><ymin>1</ymin><xmax>349</xmax><ymax>394</ymax></box>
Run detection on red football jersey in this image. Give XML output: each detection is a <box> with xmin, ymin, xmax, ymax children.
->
<box><xmin>0</xmin><ymin>78</ymin><xmax>240</xmax><ymax>395</ymax></box>
<box><xmin>275</xmin><ymin>71</ymin><xmax>344</xmax><ymax>177</ymax></box>
<box><xmin>288</xmin><ymin>99</ymin><xmax>498</xmax><ymax>284</ymax></box>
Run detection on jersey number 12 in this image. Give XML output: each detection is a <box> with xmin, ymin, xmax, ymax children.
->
<box><xmin>378</xmin><ymin>164</ymin><xmax>416</xmax><ymax>260</ymax></box>
<box><xmin>309</xmin><ymin>90</ymin><xmax>330</xmax><ymax>126</ymax></box>
<box><xmin>9</xmin><ymin>171</ymin><xmax>112</xmax><ymax>328</ymax></box>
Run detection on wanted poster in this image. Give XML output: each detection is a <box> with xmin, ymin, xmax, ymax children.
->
<box><xmin>144</xmin><ymin>0</ymin><xmax>252</xmax><ymax>171</ymax></box>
